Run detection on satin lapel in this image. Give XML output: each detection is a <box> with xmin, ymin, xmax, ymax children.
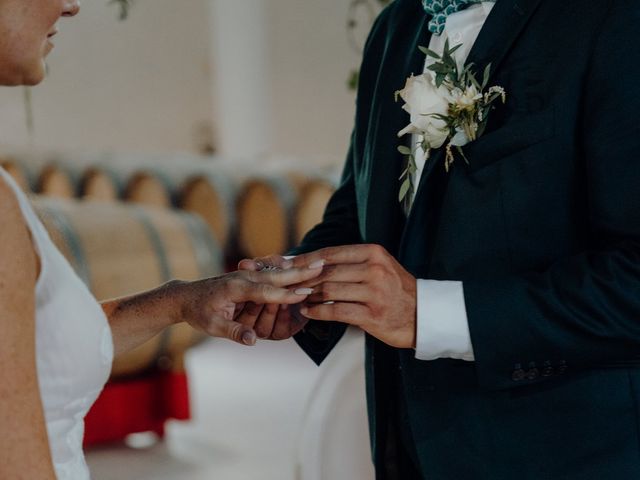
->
<box><xmin>363</xmin><ymin>13</ymin><xmax>430</xmax><ymax>252</ymax></box>
<box><xmin>398</xmin><ymin>0</ymin><xmax>543</xmax><ymax>258</ymax></box>
<box><xmin>465</xmin><ymin>0</ymin><xmax>543</xmax><ymax>84</ymax></box>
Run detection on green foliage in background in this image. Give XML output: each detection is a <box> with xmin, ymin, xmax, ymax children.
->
<box><xmin>347</xmin><ymin>0</ymin><xmax>391</xmax><ymax>90</ymax></box>
<box><xmin>110</xmin><ymin>0</ymin><xmax>133</xmax><ymax>20</ymax></box>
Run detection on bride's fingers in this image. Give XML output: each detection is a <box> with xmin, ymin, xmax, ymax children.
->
<box><xmin>238</xmin><ymin>255</ymin><xmax>293</xmax><ymax>272</ymax></box>
<box><xmin>225</xmin><ymin>276</ymin><xmax>313</xmax><ymax>305</ymax></box>
<box><xmin>205</xmin><ymin>318</ymin><xmax>257</xmax><ymax>346</ymax></box>
<box><xmin>242</xmin><ymin>263</ymin><xmax>324</xmax><ymax>288</ymax></box>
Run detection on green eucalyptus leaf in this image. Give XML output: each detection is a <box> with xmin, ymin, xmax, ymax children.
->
<box><xmin>399</xmin><ymin>179</ymin><xmax>412</xmax><ymax>202</ymax></box>
<box><xmin>449</xmin><ymin>44</ymin><xmax>463</xmax><ymax>55</ymax></box>
<box><xmin>482</xmin><ymin>64</ymin><xmax>491</xmax><ymax>89</ymax></box>
<box><xmin>398</xmin><ymin>145</ymin><xmax>412</xmax><ymax>155</ymax></box>
<box><xmin>419</xmin><ymin>46</ymin><xmax>442</xmax><ymax>59</ymax></box>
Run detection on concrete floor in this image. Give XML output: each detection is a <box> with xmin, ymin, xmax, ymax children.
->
<box><xmin>86</xmin><ymin>338</ymin><xmax>321</xmax><ymax>480</ymax></box>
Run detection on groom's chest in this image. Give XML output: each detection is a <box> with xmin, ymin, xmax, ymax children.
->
<box><xmin>351</xmin><ymin>0</ymin><xmax>594</xmax><ymax>273</ymax></box>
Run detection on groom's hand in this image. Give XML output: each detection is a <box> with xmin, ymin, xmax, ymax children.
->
<box><xmin>236</xmin><ymin>255</ymin><xmax>314</xmax><ymax>340</ymax></box>
<box><xmin>293</xmin><ymin>244</ymin><xmax>417</xmax><ymax>349</ymax></box>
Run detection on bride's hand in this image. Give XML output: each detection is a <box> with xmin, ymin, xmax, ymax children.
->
<box><xmin>236</xmin><ymin>255</ymin><xmax>320</xmax><ymax>340</ymax></box>
<box><xmin>173</xmin><ymin>265</ymin><xmax>322</xmax><ymax>346</ymax></box>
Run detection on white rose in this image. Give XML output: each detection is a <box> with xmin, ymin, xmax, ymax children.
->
<box><xmin>450</xmin><ymin>128</ymin><xmax>470</xmax><ymax>147</ymax></box>
<box><xmin>450</xmin><ymin>85</ymin><xmax>482</xmax><ymax>111</ymax></box>
<box><xmin>396</xmin><ymin>73</ymin><xmax>450</xmax><ymax>149</ymax></box>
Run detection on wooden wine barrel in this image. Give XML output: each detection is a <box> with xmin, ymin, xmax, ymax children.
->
<box><xmin>79</xmin><ymin>167</ymin><xmax>172</xmax><ymax>207</ymax></box>
<box><xmin>82</xmin><ymin>159</ymin><xmax>239</xmax><ymax>250</ymax></box>
<box><xmin>179</xmin><ymin>173</ymin><xmax>237</xmax><ymax>250</ymax></box>
<box><xmin>122</xmin><ymin>171</ymin><xmax>172</xmax><ymax>208</ymax></box>
<box><xmin>80</xmin><ymin>167</ymin><xmax>120</xmax><ymax>202</ymax></box>
<box><xmin>38</xmin><ymin>164</ymin><xmax>77</xmax><ymax>199</ymax></box>
<box><xmin>236</xmin><ymin>176</ymin><xmax>304</xmax><ymax>258</ymax></box>
<box><xmin>33</xmin><ymin>198</ymin><xmax>222</xmax><ymax>378</ymax></box>
<box><xmin>294</xmin><ymin>178</ymin><xmax>336</xmax><ymax>244</ymax></box>
<box><xmin>0</xmin><ymin>158</ymin><xmax>32</xmax><ymax>192</ymax></box>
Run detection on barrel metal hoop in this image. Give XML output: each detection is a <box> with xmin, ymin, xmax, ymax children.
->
<box><xmin>39</xmin><ymin>203</ymin><xmax>92</xmax><ymax>287</ymax></box>
<box><xmin>130</xmin><ymin>206</ymin><xmax>175</xmax><ymax>367</ymax></box>
<box><xmin>178</xmin><ymin>212</ymin><xmax>222</xmax><ymax>279</ymax></box>
<box><xmin>262</xmin><ymin>176</ymin><xmax>299</xmax><ymax>249</ymax></box>
<box><xmin>130</xmin><ymin>206</ymin><xmax>173</xmax><ymax>283</ymax></box>
<box><xmin>149</xmin><ymin>169</ymin><xmax>181</xmax><ymax>206</ymax></box>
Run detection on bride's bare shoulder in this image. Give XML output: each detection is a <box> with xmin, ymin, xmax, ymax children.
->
<box><xmin>0</xmin><ymin>178</ymin><xmax>38</xmax><ymax>287</ymax></box>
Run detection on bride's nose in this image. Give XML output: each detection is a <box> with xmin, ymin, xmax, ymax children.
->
<box><xmin>62</xmin><ymin>0</ymin><xmax>81</xmax><ymax>17</ymax></box>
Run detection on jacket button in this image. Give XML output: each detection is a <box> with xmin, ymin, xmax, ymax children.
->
<box><xmin>542</xmin><ymin>362</ymin><xmax>554</xmax><ymax>377</ymax></box>
<box><xmin>512</xmin><ymin>368</ymin><xmax>526</xmax><ymax>382</ymax></box>
<box><xmin>526</xmin><ymin>368</ymin><xmax>540</xmax><ymax>381</ymax></box>
<box><xmin>557</xmin><ymin>360</ymin><xmax>568</xmax><ymax>375</ymax></box>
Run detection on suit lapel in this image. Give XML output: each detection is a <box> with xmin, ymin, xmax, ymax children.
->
<box><xmin>465</xmin><ymin>0</ymin><xmax>544</xmax><ymax>84</ymax></box>
<box><xmin>363</xmin><ymin>12</ymin><xmax>431</xmax><ymax>253</ymax></box>
<box><xmin>398</xmin><ymin>0</ymin><xmax>543</xmax><ymax>261</ymax></box>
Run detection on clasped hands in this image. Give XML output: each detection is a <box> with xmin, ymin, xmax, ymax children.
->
<box><xmin>237</xmin><ymin>244</ymin><xmax>418</xmax><ymax>349</ymax></box>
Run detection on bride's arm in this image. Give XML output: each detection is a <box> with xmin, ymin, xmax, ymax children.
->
<box><xmin>0</xmin><ymin>182</ymin><xmax>56</xmax><ymax>479</ymax></box>
<box><xmin>102</xmin><ymin>267</ymin><xmax>321</xmax><ymax>359</ymax></box>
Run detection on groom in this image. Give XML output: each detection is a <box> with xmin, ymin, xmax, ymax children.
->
<box><xmin>241</xmin><ymin>0</ymin><xmax>640</xmax><ymax>478</ymax></box>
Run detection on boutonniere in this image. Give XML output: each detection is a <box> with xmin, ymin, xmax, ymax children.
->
<box><xmin>395</xmin><ymin>40</ymin><xmax>506</xmax><ymax>203</ymax></box>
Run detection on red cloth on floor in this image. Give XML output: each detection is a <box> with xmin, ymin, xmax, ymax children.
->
<box><xmin>83</xmin><ymin>371</ymin><xmax>191</xmax><ymax>446</ymax></box>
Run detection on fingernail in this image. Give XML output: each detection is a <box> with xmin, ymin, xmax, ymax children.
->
<box><xmin>242</xmin><ymin>331</ymin><xmax>256</xmax><ymax>346</ymax></box>
<box><xmin>282</xmin><ymin>259</ymin><xmax>294</xmax><ymax>269</ymax></box>
<box><xmin>295</xmin><ymin>288</ymin><xmax>314</xmax><ymax>295</ymax></box>
<box><xmin>300</xmin><ymin>307</ymin><xmax>309</xmax><ymax>316</ymax></box>
<box><xmin>309</xmin><ymin>260</ymin><xmax>325</xmax><ymax>269</ymax></box>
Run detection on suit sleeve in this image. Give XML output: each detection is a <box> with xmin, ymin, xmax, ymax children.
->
<box><xmin>463</xmin><ymin>2</ymin><xmax>640</xmax><ymax>391</ymax></box>
<box><xmin>290</xmin><ymin>4</ymin><xmax>395</xmax><ymax>365</ymax></box>
<box><xmin>290</xmin><ymin>137</ymin><xmax>363</xmax><ymax>365</ymax></box>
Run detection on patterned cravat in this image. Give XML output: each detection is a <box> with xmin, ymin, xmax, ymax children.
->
<box><xmin>422</xmin><ymin>0</ymin><xmax>494</xmax><ymax>35</ymax></box>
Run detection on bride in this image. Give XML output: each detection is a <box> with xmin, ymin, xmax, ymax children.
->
<box><xmin>0</xmin><ymin>1</ymin><xmax>322</xmax><ymax>478</ymax></box>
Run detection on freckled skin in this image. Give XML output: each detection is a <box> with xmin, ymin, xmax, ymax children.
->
<box><xmin>102</xmin><ymin>269</ymin><xmax>322</xmax><ymax>357</ymax></box>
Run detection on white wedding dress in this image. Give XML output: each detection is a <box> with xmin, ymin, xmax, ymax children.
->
<box><xmin>0</xmin><ymin>167</ymin><xmax>113</xmax><ymax>479</ymax></box>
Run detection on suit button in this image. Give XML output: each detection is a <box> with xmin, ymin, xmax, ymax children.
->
<box><xmin>557</xmin><ymin>360</ymin><xmax>568</xmax><ymax>375</ymax></box>
<box><xmin>526</xmin><ymin>368</ymin><xmax>540</xmax><ymax>380</ymax></box>
<box><xmin>542</xmin><ymin>363</ymin><xmax>555</xmax><ymax>377</ymax></box>
<box><xmin>512</xmin><ymin>368</ymin><xmax>526</xmax><ymax>382</ymax></box>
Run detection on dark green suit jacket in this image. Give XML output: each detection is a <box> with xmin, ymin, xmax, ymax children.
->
<box><xmin>293</xmin><ymin>0</ymin><xmax>640</xmax><ymax>478</ymax></box>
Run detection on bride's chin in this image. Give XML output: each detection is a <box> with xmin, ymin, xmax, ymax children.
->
<box><xmin>21</xmin><ymin>61</ymin><xmax>47</xmax><ymax>86</ymax></box>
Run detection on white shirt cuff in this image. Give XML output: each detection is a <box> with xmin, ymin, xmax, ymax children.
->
<box><xmin>415</xmin><ymin>279</ymin><xmax>475</xmax><ymax>362</ymax></box>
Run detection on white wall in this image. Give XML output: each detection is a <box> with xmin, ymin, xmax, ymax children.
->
<box><xmin>0</xmin><ymin>0</ymin><xmax>362</xmax><ymax>164</ymax></box>
<box><xmin>0</xmin><ymin>0</ymin><xmax>215</xmax><ymax>154</ymax></box>
<box><xmin>264</xmin><ymin>0</ymin><xmax>361</xmax><ymax>164</ymax></box>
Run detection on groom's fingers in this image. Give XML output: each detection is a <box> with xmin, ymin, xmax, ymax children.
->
<box><xmin>299</xmin><ymin>302</ymin><xmax>367</xmax><ymax>325</ymax></box>
<box><xmin>306</xmin><ymin>282</ymin><xmax>370</xmax><ymax>304</ymax></box>
<box><xmin>254</xmin><ymin>302</ymin><xmax>279</xmax><ymax>338</ymax></box>
<box><xmin>294</xmin><ymin>264</ymin><xmax>370</xmax><ymax>288</ymax></box>
<box><xmin>293</xmin><ymin>244</ymin><xmax>385</xmax><ymax>269</ymax></box>
<box><xmin>270</xmin><ymin>306</ymin><xmax>294</xmax><ymax>340</ymax></box>
<box><xmin>235</xmin><ymin>301</ymin><xmax>264</xmax><ymax>328</ymax></box>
